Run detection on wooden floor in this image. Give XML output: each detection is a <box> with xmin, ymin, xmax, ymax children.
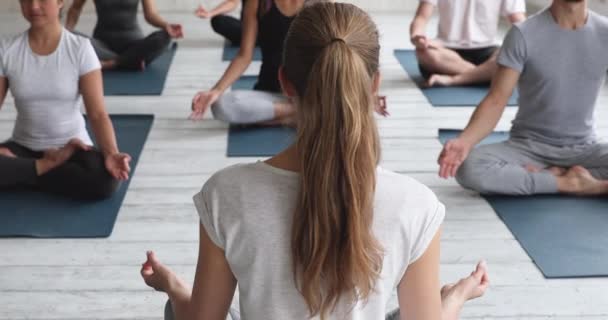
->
<box><xmin>2</xmin><ymin>12</ymin><xmax>608</xmax><ymax>319</ymax></box>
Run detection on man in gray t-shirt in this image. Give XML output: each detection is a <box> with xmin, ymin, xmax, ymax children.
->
<box><xmin>437</xmin><ymin>0</ymin><xmax>608</xmax><ymax>196</ymax></box>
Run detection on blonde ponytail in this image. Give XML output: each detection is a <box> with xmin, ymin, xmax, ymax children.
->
<box><xmin>283</xmin><ymin>3</ymin><xmax>384</xmax><ymax>318</ymax></box>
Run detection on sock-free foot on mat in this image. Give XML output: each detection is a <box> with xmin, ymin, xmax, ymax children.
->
<box><xmin>222</xmin><ymin>42</ymin><xmax>262</xmax><ymax>61</ymax></box>
<box><xmin>0</xmin><ymin>114</ymin><xmax>154</xmax><ymax>238</ymax></box>
<box><xmin>439</xmin><ymin>129</ymin><xmax>608</xmax><ymax>278</ymax></box>
<box><xmin>227</xmin><ymin>76</ymin><xmax>295</xmax><ymax>157</ymax></box>
<box><xmin>103</xmin><ymin>43</ymin><xmax>177</xmax><ymax>96</ymax></box>
<box><xmin>394</xmin><ymin>49</ymin><xmax>518</xmax><ymax>107</ymax></box>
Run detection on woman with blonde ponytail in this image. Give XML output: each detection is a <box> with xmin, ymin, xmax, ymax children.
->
<box><xmin>141</xmin><ymin>2</ymin><xmax>489</xmax><ymax>320</ymax></box>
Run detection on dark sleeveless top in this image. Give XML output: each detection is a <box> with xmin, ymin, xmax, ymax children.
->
<box><xmin>255</xmin><ymin>0</ymin><xmax>295</xmax><ymax>92</ymax></box>
<box><xmin>93</xmin><ymin>0</ymin><xmax>144</xmax><ymax>51</ymax></box>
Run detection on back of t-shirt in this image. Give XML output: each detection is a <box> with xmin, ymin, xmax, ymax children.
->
<box><xmin>194</xmin><ymin>162</ymin><xmax>444</xmax><ymax>319</ymax></box>
<box><xmin>498</xmin><ymin>9</ymin><xmax>608</xmax><ymax>145</ymax></box>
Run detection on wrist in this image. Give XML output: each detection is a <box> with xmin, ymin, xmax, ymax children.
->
<box><xmin>166</xmin><ymin>274</ymin><xmax>189</xmax><ymax>298</ymax></box>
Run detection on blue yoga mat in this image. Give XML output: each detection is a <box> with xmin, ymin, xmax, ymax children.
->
<box><xmin>232</xmin><ymin>75</ymin><xmax>258</xmax><ymax>90</ymax></box>
<box><xmin>394</xmin><ymin>49</ymin><xmax>518</xmax><ymax>107</ymax></box>
<box><xmin>103</xmin><ymin>43</ymin><xmax>177</xmax><ymax>96</ymax></box>
<box><xmin>227</xmin><ymin>126</ymin><xmax>295</xmax><ymax>157</ymax></box>
<box><xmin>222</xmin><ymin>43</ymin><xmax>262</xmax><ymax>61</ymax></box>
<box><xmin>438</xmin><ymin>129</ymin><xmax>509</xmax><ymax>145</ymax></box>
<box><xmin>227</xmin><ymin>76</ymin><xmax>294</xmax><ymax>157</ymax></box>
<box><xmin>438</xmin><ymin>129</ymin><xmax>608</xmax><ymax>278</ymax></box>
<box><xmin>0</xmin><ymin>114</ymin><xmax>154</xmax><ymax>238</ymax></box>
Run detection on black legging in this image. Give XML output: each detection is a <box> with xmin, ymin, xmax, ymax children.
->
<box><xmin>90</xmin><ymin>30</ymin><xmax>171</xmax><ymax>70</ymax></box>
<box><xmin>0</xmin><ymin>142</ymin><xmax>119</xmax><ymax>200</ymax></box>
<box><xmin>211</xmin><ymin>15</ymin><xmax>243</xmax><ymax>45</ymax></box>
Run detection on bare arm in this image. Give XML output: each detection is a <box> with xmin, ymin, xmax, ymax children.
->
<box><xmin>459</xmin><ymin>66</ymin><xmax>520</xmax><ymax>146</ymax></box>
<box><xmin>212</xmin><ymin>0</ymin><xmax>258</xmax><ymax>92</ymax></box>
<box><xmin>208</xmin><ymin>0</ymin><xmax>240</xmax><ymax>17</ymax></box>
<box><xmin>398</xmin><ymin>229</ymin><xmax>444</xmax><ymax>320</ymax></box>
<box><xmin>410</xmin><ymin>2</ymin><xmax>434</xmax><ymax>43</ymax></box>
<box><xmin>0</xmin><ymin>77</ymin><xmax>7</xmax><ymax>111</ymax></box>
<box><xmin>507</xmin><ymin>12</ymin><xmax>526</xmax><ymax>24</ymax></box>
<box><xmin>65</xmin><ymin>0</ymin><xmax>87</xmax><ymax>31</ymax></box>
<box><xmin>168</xmin><ymin>224</ymin><xmax>237</xmax><ymax>320</ymax></box>
<box><xmin>142</xmin><ymin>0</ymin><xmax>170</xmax><ymax>29</ymax></box>
<box><xmin>79</xmin><ymin>70</ymin><xmax>119</xmax><ymax>156</ymax></box>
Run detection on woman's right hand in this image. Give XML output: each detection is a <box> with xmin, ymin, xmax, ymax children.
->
<box><xmin>195</xmin><ymin>5</ymin><xmax>213</xmax><ymax>19</ymax></box>
<box><xmin>189</xmin><ymin>89</ymin><xmax>221</xmax><ymax>121</ymax></box>
<box><xmin>438</xmin><ymin>137</ymin><xmax>473</xmax><ymax>179</ymax></box>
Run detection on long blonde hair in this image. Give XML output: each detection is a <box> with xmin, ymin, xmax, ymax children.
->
<box><xmin>282</xmin><ymin>2</ymin><xmax>384</xmax><ymax>318</ymax></box>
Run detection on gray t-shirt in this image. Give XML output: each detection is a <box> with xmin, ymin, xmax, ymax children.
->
<box><xmin>194</xmin><ymin>162</ymin><xmax>444</xmax><ymax>319</ymax></box>
<box><xmin>498</xmin><ymin>9</ymin><xmax>608</xmax><ymax>145</ymax></box>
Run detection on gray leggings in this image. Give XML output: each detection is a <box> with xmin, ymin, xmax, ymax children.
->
<box><xmin>456</xmin><ymin>137</ymin><xmax>608</xmax><ymax>195</ymax></box>
<box><xmin>211</xmin><ymin>90</ymin><xmax>285</xmax><ymax>124</ymax></box>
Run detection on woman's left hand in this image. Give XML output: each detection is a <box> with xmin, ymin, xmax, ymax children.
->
<box><xmin>375</xmin><ymin>95</ymin><xmax>389</xmax><ymax>117</ymax></box>
<box><xmin>105</xmin><ymin>152</ymin><xmax>132</xmax><ymax>180</ymax></box>
<box><xmin>165</xmin><ymin>23</ymin><xmax>184</xmax><ymax>39</ymax></box>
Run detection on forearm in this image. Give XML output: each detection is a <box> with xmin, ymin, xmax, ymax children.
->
<box><xmin>212</xmin><ymin>56</ymin><xmax>251</xmax><ymax>92</ymax></box>
<box><xmin>460</xmin><ymin>97</ymin><xmax>505</xmax><ymax>145</ymax></box>
<box><xmin>167</xmin><ymin>276</ymin><xmax>193</xmax><ymax>320</ymax></box>
<box><xmin>89</xmin><ymin>112</ymin><xmax>120</xmax><ymax>156</ymax></box>
<box><xmin>210</xmin><ymin>0</ymin><xmax>239</xmax><ymax>16</ymax></box>
<box><xmin>145</xmin><ymin>13</ymin><xmax>169</xmax><ymax>29</ymax></box>
<box><xmin>410</xmin><ymin>17</ymin><xmax>427</xmax><ymax>40</ymax></box>
<box><xmin>441</xmin><ymin>300</ymin><xmax>463</xmax><ymax>320</ymax></box>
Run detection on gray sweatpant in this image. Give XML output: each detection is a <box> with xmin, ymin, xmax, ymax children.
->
<box><xmin>456</xmin><ymin>138</ymin><xmax>608</xmax><ymax>195</ymax></box>
<box><xmin>211</xmin><ymin>90</ymin><xmax>285</xmax><ymax>124</ymax></box>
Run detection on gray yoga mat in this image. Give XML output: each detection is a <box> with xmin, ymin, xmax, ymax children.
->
<box><xmin>394</xmin><ymin>49</ymin><xmax>518</xmax><ymax>107</ymax></box>
<box><xmin>439</xmin><ymin>129</ymin><xmax>608</xmax><ymax>278</ymax></box>
<box><xmin>0</xmin><ymin>115</ymin><xmax>154</xmax><ymax>238</ymax></box>
<box><xmin>103</xmin><ymin>43</ymin><xmax>177</xmax><ymax>96</ymax></box>
<box><xmin>222</xmin><ymin>43</ymin><xmax>262</xmax><ymax>61</ymax></box>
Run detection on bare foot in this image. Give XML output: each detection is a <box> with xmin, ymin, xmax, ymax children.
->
<box><xmin>557</xmin><ymin>166</ymin><xmax>608</xmax><ymax>196</ymax></box>
<box><xmin>524</xmin><ymin>164</ymin><xmax>542</xmax><ymax>173</ymax></box>
<box><xmin>427</xmin><ymin>74</ymin><xmax>455</xmax><ymax>87</ymax></box>
<box><xmin>547</xmin><ymin>166</ymin><xmax>567</xmax><ymax>176</ymax></box>
<box><xmin>35</xmin><ymin>139</ymin><xmax>90</xmax><ymax>176</ymax></box>
<box><xmin>441</xmin><ymin>261</ymin><xmax>490</xmax><ymax>309</ymax></box>
<box><xmin>0</xmin><ymin>147</ymin><xmax>16</xmax><ymax>158</ymax></box>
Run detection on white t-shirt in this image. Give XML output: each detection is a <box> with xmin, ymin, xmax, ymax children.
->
<box><xmin>194</xmin><ymin>162</ymin><xmax>445</xmax><ymax>319</ymax></box>
<box><xmin>0</xmin><ymin>29</ymin><xmax>100</xmax><ymax>151</ymax></box>
<box><xmin>422</xmin><ymin>0</ymin><xmax>526</xmax><ymax>49</ymax></box>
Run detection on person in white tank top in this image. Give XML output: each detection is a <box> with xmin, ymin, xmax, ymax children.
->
<box><xmin>0</xmin><ymin>0</ymin><xmax>131</xmax><ymax>200</ymax></box>
<box><xmin>140</xmin><ymin>3</ymin><xmax>489</xmax><ymax>320</ymax></box>
<box><xmin>410</xmin><ymin>0</ymin><xmax>526</xmax><ymax>87</ymax></box>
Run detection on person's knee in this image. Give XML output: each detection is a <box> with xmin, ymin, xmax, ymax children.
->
<box><xmin>455</xmin><ymin>156</ymin><xmax>495</xmax><ymax>193</ymax></box>
<box><xmin>210</xmin><ymin>15</ymin><xmax>224</xmax><ymax>33</ymax></box>
<box><xmin>416</xmin><ymin>48</ymin><xmax>440</xmax><ymax>68</ymax></box>
<box><xmin>74</xmin><ymin>150</ymin><xmax>120</xmax><ymax>200</ymax></box>
<box><xmin>211</xmin><ymin>92</ymin><xmax>251</xmax><ymax>124</ymax></box>
<box><xmin>150</xmin><ymin>30</ymin><xmax>171</xmax><ymax>47</ymax></box>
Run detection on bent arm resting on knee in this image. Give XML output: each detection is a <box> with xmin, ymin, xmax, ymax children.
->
<box><xmin>65</xmin><ymin>0</ymin><xmax>87</xmax><ymax>31</ymax></box>
<box><xmin>212</xmin><ymin>0</ymin><xmax>259</xmax><ymax>92</ymax></box>
<box><xmin>410</xmin><ymin>2</ymin><xmax>434</xmax><ymax>45</ymax></box>
<box><xmin>459</xmin><ymin>66</ymin><xmax>520</xmax><ymax>146</ymax></box>
<box><xmin>80</xmin><ymin>70</ymin><xmax>119</xmax><ymax>156</ymax></box>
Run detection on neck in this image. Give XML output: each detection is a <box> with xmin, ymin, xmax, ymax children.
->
<box><xmin>29</xmin><ymin>21</ymin><xmax>62</xmax><ymax>43</ymax></box>
<box><xmin>550</xmin><ymin>0</ymin><xmax>588</xmax><ymax>29</ymax></box>
<box><xmin>265</xmin><ymin>144</ymin><xmax>301</xmax><ymax>173</ymax></box>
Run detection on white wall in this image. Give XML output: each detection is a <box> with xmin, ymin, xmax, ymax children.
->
<box><xmin>527</xmin><ymin>0</ymin><xmax>608</xmax><ymax>14</ymax></box>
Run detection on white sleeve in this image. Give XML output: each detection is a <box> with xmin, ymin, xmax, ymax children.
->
<box><xmin>406</xmin><ymin>189</ymin><xmax>445</xmax><ymax>264</ymax></box>
<box><xmin>421</xmin><ymin>0</ymin><xmax>437</xmax><ymax>6</ymax></box>
<box><xmin>193</xmin><ymin>182</ymin><xmax>225</xmax><ymax>250</ymax></box>
<box><xmin>501</xmin><ymin>0</ymin><xmax>526</xmax><ymax>17</ymax></box>
<box><xmin>78</xmin><ymin>38</ymin><xmax>101</xmax><ymax>76</ymax></box>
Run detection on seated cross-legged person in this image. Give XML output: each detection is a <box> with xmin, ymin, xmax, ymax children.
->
<box><xmin>410</xmin><ymin>0</ymin><xmax>526</xmax><ymax>87</ymax></box>
<box><xmin>438</xmin><ymin>0</ymin><xmax>608</xmax><ymax>196</ymax></box>
<box><xmin>195</xmin><ymin>0</ymin><xmax>247</xmax><ymax>46</ymax></box>
<box><xmin>0</xmin><ymin>0</ymin><xmax>131</xmax><ymax>200</ymax></box>
<box><xmin>66</xmin><ymin>0</ymin><xmax>184</xmax><ymax>71</ymax></box>
<box><xmin>141</xmin><ymin>3</ymin><xmax>489</xmax><ymax>320</ymax></box>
